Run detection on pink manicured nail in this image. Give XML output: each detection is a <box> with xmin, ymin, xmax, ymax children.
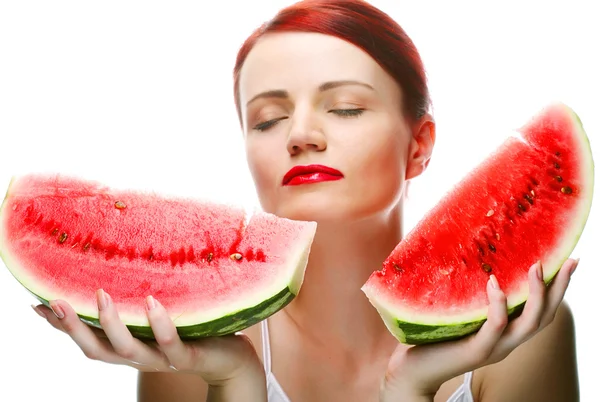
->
<box><xmin>489</xmin><ymin>275</ymin><xmax>499</xmax><ymax>289</ymax></box>
<box><xmin>146</xmin><ymin>295</ymin><xmax>156</xmax><ymax>311</ymax></box>
<box><xmin>97</xmin><ymin>289</ymin><xmax>109</xmax><ymax>311</ymax></box>
<box><xmin>536</xmin><ymin>260</ymin><xmax>543</xmax><ymax>281</ymax></box>
<box><xmin>571</xmin><ymin>258</ymin><xmax>580</xmax><ymax>276</ymax></box>
<box><xmin>49</xmin><ymin>302</ymin><xmax>65</xmax><ymax>319</ymax></box>
<box><xmin>31</xmin><ymin>304</ymin><xmax>46</xmax><ymax>318</ymax></box>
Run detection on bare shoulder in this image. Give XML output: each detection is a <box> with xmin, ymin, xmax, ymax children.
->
<box><xmin>475</xmin><ymin>301</ymin><xmax>579</xmax><ymax>402</ymax></box>
<box><xmin>136</xmin><ymin>323</ymin><xmax>264</xmax><ymax>402</ymax></box>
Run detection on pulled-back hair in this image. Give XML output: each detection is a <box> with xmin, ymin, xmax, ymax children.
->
<box><xmin>233</xmin><ymin>0</ymin><xmax>431</xmax><ymax>122</ymax></box>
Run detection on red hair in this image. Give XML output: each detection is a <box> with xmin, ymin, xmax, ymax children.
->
<box><xmin>233</xmin><ymin>0</ymin><xmax>430</xmax><ymax>123</ymax></box>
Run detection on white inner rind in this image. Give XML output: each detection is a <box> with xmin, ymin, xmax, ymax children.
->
<box><xmin>362</xmin><ymin>105</ymin><xmax>595</xmax><ymax>327</ymax></box>
<box><xmin>0</xmin><ymin>190</ymin><xmax>317</xmax><ymax>327</ymax></box>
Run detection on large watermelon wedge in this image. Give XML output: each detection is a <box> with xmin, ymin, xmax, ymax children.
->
<box><xmin>0</xmin><ymin>175</ymin><xmax>317</xmax><ymax>339</ymax></box>
<box><xmin>362</xmin><ymin>103</ymin><xmax>594</xmax><ymax>345</ymax></box>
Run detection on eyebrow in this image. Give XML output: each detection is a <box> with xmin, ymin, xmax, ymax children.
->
<box><xmin>245</xmin><ymin>80</ymin><xmax>375</xmax><ymax>107</ymax></box>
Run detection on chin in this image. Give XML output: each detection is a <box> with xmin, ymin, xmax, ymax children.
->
<box><xmin>266</xmin><ymin>192</ymin><xmax>399</xmax><ymax>225</ymax></box>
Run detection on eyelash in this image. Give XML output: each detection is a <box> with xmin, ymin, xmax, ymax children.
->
<box><xmin>252</xmin><ymin>108</ymin><xmax>365</xmax><ymax>132</ymax></box>
<box><xmin>253</xmin><ymin>117</ymin><xmax>288</xmax><ymax>132</ymax></box>
<box><xmin>330</xmin><ymin>108</ymin><xmax>365</xmax><ymax>117</ymax></box>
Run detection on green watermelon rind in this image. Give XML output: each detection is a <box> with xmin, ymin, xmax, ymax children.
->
<box><xmin>379</xmin><ymin>302</ymin><xmax>526</xmax><ymax>345</ymax></box>
<box><xmin>25</xmin><ymin>286</ymin><xmax>296</xmax><ymax>340</ymax></box>
<box><xmin>0</xmin><ymin>177</ymin><xmax>315</xmax><ymax>339</ymax></box>
<box><xmin>362</xmin><ymin>103</ymin><xmax>595</xmax><ymax>345</ymax></box>
<box><xmin>6</xmin><ymin>246</ymin><xmax>308</xmax><ymax>339</ymax></box>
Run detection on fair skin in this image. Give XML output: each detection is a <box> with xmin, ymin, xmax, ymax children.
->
<box><xmin>33</xmin><ymin>32</ymin><xmax>579</xmax><ymax>402</ymax></box>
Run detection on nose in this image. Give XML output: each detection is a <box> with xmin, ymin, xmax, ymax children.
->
<box><xmin>286</xmin><ymin>112</ymin><xmax>327</xmax><ymax>156</ymax></box>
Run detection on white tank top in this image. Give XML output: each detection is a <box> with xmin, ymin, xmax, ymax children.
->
<box><xmin>260</xmin><ymin>319</ymin><xmax>474</xmax><ymax>402</ymax></box>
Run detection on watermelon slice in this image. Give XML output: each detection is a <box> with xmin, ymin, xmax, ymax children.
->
<box><xmin>0</xmin><ymin>175</ymin><xmax>317</xmax><ymax>339</ymax></box>
<box><xmin>362</xmin><ymin>103</ymin><xmax>594</xmax><ymax>344</ymax></box>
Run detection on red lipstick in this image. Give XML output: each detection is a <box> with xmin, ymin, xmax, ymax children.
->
<box><xmin>282</xmin><ymin>164</ymin><xmax>344</xmax><ymax>186</ymax></box>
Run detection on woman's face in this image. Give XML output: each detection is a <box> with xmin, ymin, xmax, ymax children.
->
<box><xmin>238</xmin><ymin>32</ymin><xmax>428</xmax><ymax>223</ymax></box>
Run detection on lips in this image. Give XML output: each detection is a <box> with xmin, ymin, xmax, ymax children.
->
<box><xmin>282</xmin><ymin>164</ymin><xmax>344</xmax><ymax>186</ymax></box>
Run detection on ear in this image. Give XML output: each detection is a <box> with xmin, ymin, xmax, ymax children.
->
<box><xmin>405</xmin><ymin>114</ymin><xmax>436</xmax><ymax>181</ymax></box>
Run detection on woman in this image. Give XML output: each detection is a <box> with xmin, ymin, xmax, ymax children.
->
<box><xmin>32</xmin><ymin>1</ymin><xmax>579</xmax><ymax>401</ymax></box>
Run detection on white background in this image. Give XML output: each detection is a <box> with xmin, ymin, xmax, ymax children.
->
<box><xmin>0</xmin><ymin>1</ymin><xmax>598</xmax><ymax>400</ymax></box>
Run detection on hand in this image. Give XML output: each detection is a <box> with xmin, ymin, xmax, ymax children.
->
<box><xmin>379</xmin><ymin>258</ymin><xmax>579</xmax><ymax>401</ymax></box>
<box><xmin>32</xmin><ymin>289</ymin><xmax>264</xmax><ymax>387</ymax></box>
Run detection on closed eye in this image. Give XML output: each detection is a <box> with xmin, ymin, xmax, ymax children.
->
<box><xmin>329</xmin><ymin>108</ymin><xmax>365</xmax><ymax>117</ymax></box>
<box><xmin>253</xmin><ymin>117</ymin><xmax>288</xmax><ymax>132</ymax></box>
<box><xmin>253</xmin><ymin>108</ymin><xmax>363</xmax><ymax>131</ymax></box>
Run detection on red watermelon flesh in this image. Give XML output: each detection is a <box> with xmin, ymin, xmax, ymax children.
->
<box><xmin>0</xmin><ymin>175</ymin><xmax>317</xmax><ymax>338</ymax></box>
<box><xmin>362</xmin><ymin>103</ymin><xmax>594</xmax><ymax>344</ymax></box>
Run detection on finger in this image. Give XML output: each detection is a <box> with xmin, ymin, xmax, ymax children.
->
<box><xmin>97</xmin><ymin>289</ymin><xmax>170</xmax><ymax>368</ymax></box>
<box><xmin>35</xmin><ymin>303</ymin><xmax>113</xmax><ymax>339</ymax></box>
<box><xmin>33</xmin><ymin>304</ymin><xmax>66</xmax><ymax>333</ymax></box>
<box><xmin>389</xmin><ymin>275</ymin><xmax>508</xmax><ymax>389</ymax></box>
<box><xmin>540</xmin><ymin>258</ymin><xmax>578</xmax><ymax>326</ymax></box>
<box><xmin>463</xmin><ymin>275</ymin><xmax>508</xmax><ymax>365</ymax></box>
<box><xmin>37</xmin><ymin>301</ymin><xmax>153</xmax><ymax>366</ymax></box>
<box><xmin>32</xmin><ymin>304</ymin><xmax>47</xmax><ymax>319</ymax></box>
<box><xmin>48</xmin><ymin>299</ymin><xmax>125</xmax><ymax>364</ymax></box>
<box><xmin>146</xmin><ymin>296</ymin><xmax>194</xmax><ymax>371</ymax></box>
<box><xmin>502</xmin><ymin>261</ymin><xmax>547</xmax><ymax>344</ymax></box>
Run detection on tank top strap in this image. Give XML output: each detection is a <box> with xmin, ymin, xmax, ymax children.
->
<box><xmin>463</xmin><ymin>370</ymin><xmax>473</xmax><ymax>386</ymax></box>
<box><xmin>260</xmin><ymin>319</ymin><xmax>272</xmax><ymax>374</ymax></box>
<box><xmin>462</xmin><ymin>370</ymin><xmax>475</xmax><ymax>402</ymax></box>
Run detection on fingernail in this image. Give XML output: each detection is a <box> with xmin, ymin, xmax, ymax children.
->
<box><xmin>49</xmin><ymin>301</ymin><xmax>65</xmax><ymax>319</ymax></box>
<box><xmin>146</xmin><ymin>295</ymin><xmax>156</xmax><ymax>311</ymax></box>
<box><xmin>31</xmin><ymin>304</ymin><xmax>46</xmax><ymax>319</ymax></box>
<box><xmin>489</xmin><ymin>274</ymin><xmax>499</xmax><ymax>289</ymax></box>
<box><xmin>571</xmin><ymin>258</ymin><xmax>580</xmax><ymax>276</ymax></box>
<box><xmin>97</xmin><ymin>289</ymin><xmax>109</xmax><ymax>311</ymax></box>
<box><xmin>536</xmin><ymin>260</ymin><xmax>543</xmax><ymax>281</ymax></box>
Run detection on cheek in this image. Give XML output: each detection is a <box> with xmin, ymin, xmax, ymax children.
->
<box><xmin>244</xmin><ymin>139</ymin><xmax>281</xmax><ymax>209</ymax></box>
<box><xmin>352</xmin><ymin>127</ymin><xmax>407</xmax><ymax>202</ymax></box>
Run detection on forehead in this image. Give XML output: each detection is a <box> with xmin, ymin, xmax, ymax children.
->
<box><xmin>238</xmin><ymin>32</ymin><xmax>400</xmax><ymax>106</ymax></box>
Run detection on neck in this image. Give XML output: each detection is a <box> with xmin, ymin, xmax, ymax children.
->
<box><xmin>284</xmin><ymin>204</ymin><xmax>404</xmax><ymax>357</ymax></box>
